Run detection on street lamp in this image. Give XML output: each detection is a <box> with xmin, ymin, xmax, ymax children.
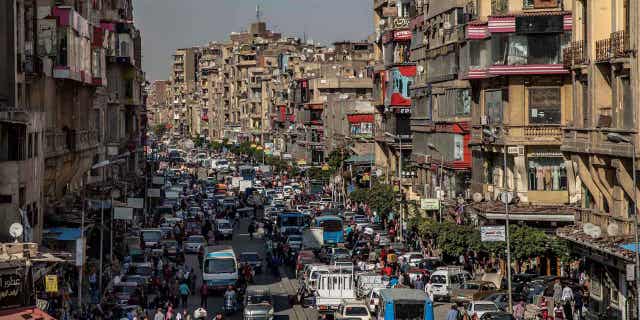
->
<box><xmin>606</xmin><ymin>132</ymin><xmax>640</xmax><ymax>317</ymax></box>
<box><xmin>483</xmin><ymin>128</ymin><xmax>514</xmax><ymax>312</ymax></box>
<box><xmin>428</xmin><ymin>143</ymin><xmax>445</xmax><ymax>222</ymax></box>
<box><xmin>385</xmin><ymin>132</ymin><xmax>404</xmax><ymax>241</ymax></box>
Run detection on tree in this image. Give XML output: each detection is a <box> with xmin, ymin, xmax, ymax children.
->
<box><xmin>348</xmin><ymin>183</ymin><xmax>397</xmax><ymax>216</ymax></box>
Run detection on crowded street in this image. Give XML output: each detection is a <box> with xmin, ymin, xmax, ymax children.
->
<box><xmin>4</xmin><ymin>0</ymin><xmax>639</xmax><ymax>319</ymax></box>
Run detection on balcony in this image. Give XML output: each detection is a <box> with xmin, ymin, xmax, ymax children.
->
<box><xmin>562</xmin><ymin>127</ymin><xmax>636</xmax><ymax>158</ymax></box>
<box><xmin>611</xmin><ymin>30</ymin><xmax>631</xmax><ymax>58</ymax></box>
<box><xmin>491</xmin><ymin>0</ymin><xmax>508</xmax><ymax>15</ymax></box>
<box><xmin>563</xmin><ymin>40</ymin><xmax>588</xmax><ymax>67</ymax></box>
<box><xmin>45</xmin><ymin>129</ymin><xmax>99</xmax><ymax>158</ymax></box>
<box><xmin>595</xmin><ymin>38</ymin><xmax>612</xmax><ymax>62</ymax></box>
<box><xmin>472</xmin><ymin>125</ymin><xmax>563</xmax><ymax>145</ymax></box>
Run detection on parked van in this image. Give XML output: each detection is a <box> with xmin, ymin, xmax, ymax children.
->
<box><xmin>428</xmin><ymin>266</ymin><xmax>471</xmax><ymax>301</ymax></box>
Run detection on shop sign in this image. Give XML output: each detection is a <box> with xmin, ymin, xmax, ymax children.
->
<box><xmin>390</xmin><ymin>17</ymin><xmax>410</xmax><ymax>30</ymax></box>
<box><xmin>152</xmin><ymin>176</ymin><xmax>165</xmax><ymax>185</ymax></box>
<box><xmin>627</xmin><ymin>264</ymin><xmax>635</xmax><ymax>281</ymax></box>
<box><xmin>45</xmin><ymin>275</ymin><xmax>58</xmax><ymax>293</ymax></box>
<box><xmin>481</xmin><ymin>226</ymin><xmax>506</xmax><ymax>242</ymax></box>
<box><xmin>147</xmin><ymin>188</ymin><xmax>161</xmax><ymax>198</ymax></box>
<box><xmin>420</xmin><ymin>198</ymin><xmax>440</xmax><ymax>210</ymax></box>
<box><xmin>127</xmin><ymin>197</ymin><xmax>143</xmax><ymax>209</ymax></box>
<box><xmin>393</xmin><ymin>30</ymin><xmax>412</xmax><ymax>41</ymax></box>
<box><xmin>113</xmin><ymin>207</ymin><xmax>133</xmax><ymax>220</ymax></box>
<box><xmin>75</xmin><ymin>238</ymin><xmax>85</xmax><ymax>266</ymax></box>
<box><xmin>0</xmin><ymin>271</ymin><xmax>26</xmax><ymax>310</ymax></box>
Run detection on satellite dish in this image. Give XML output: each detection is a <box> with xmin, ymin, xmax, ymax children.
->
<box><xmin>378</xmin><ymin>19</ymin><xmax>386</xmax><ymax>26</ymax></box>
<box><xmin>499</xmin><ymin>191</ymin><xmax>513</xmax><ymax>204</ymax></box>
<box><xmin>607</xmin><ymin>223</ymin><xmax>620</xmax><ymax>237</ymax></box>
<box><xmin>9</xmin><ymin>223</ymin><xmax>23</xmax><ymax>240</ymax></box>
<box><xmin>472</xmin><ymin>192</ymin><xmax>483</xmax><ymax>203</ymax></box>
<box><xmin>417</xmin><ymin>65</ymin><xmax>425</xmax><ymax>73</ymax></box>
<box><xmin>583</xmin><ymin>223</ymin><xmax>602</xmax><ymax>239</ymax></box>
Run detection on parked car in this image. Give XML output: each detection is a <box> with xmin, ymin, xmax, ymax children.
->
<box><xmin>337</xmin><ymin>303</ymin><xmax>372</xmax><ymax>320</ymax></box>
<box><xmin>480</xmin><ymin>312</ymin><xmax>515</xmax><ymax>320</ymax></box>
<box><xmin>451</xmin><ymin>280</ymin><xmax>499</xmax><ymax>303</ymax></box>
<box><xmin>467</xmin><ymin>301</ymin><xmax>501</xmax><ymax>319</ymax></box>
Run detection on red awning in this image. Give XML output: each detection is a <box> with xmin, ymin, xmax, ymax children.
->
<box><xmin>0</xmin><ymin>307</ymin><xmax>56</xmax><ymax>320</ymax></box>
<box><xmin>347</xmin><ymin>114</ymin><xmax>374</xmax><ymax>124</ymax></box>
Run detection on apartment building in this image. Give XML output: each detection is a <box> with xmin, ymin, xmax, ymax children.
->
<box><xmin>410</xmin><ymin>0</ymin><xmax>473</xmax><ymax>201</ymax></box>
<box><xmin>147</xmin><ymin>80</ymin><xmax>170</xmax><ymax>128</ymax></box>
<box><xmin>0</xmin><ymin>0</ymin><xmax>145</xmax><ymax>243</ymax></box>
<box><xmin>460</xmin><ymin>0</ymin><xmax>576</xmax><ymax>227</ymax></box>
<box><xmin>372</xmin><ymin>0</ymin><xmax>416</xmax><ymax>186</ymax></box>
<box><xmin>557</xmin><ymin>0</ymin><xmax>640</xmax><ymax>318</ymax></box>
<box><xmin>169</xmin><ymin>47</ymin><xmax>199</xmax><ymax>137</ymax></box>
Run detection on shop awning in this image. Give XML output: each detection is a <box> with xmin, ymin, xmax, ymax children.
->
<box><xmin>620</xmin><ymin>243</ymin><xmax>640</xmax><ymax>253</ymax></box>
<box><xmin>43</xmin><ymin>228</ymin><xmax>82</xmax><ymax>241</ymax></box>
<box><xmin>347</xmin><ymin>114</ymin><xmax>374</xmax><ymax>124</ymax></box>
<box><xmin>0</xmin><ymin>307</ymin><xmax>56</xmax><ymax>320</ymax></box>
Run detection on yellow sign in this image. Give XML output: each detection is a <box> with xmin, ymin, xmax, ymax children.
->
<box><xmin>297</xmin><ymin>159</ymin><xmax>307</xmax><ymax>165</ymax></box>
<box><xmin>45</xmin><ymin>275</ymin><xmax>58</xmax><ymax>293</ymax></box>
<box><xmin>322</xmin><ymin>164</ymin><xmax>330</xmax><ymax>171</ymax></box>
<box><xmin>256</xmin><ymin>146</ymin><xmax>263</xmax><ymax>151</ymax></box>
<box><xmin>250</xmin><ymin>144</ymin><xmax>257</xmax><ymax>148</ymax></box>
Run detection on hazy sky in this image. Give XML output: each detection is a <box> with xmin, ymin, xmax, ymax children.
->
<box><xmin>132</xmin><ymin>0</ymin><xmax>374</xmax><ymax>81</ymax></box>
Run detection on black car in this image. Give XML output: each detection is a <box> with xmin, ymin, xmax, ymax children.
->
<box><xmin>484</xmin><ymin>292</ymin><xmax>527</xmax><ymax>311</ymax></box>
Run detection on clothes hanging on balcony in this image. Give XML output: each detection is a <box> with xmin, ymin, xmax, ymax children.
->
<box><xmin>536</xmin><ymin>167</ymin><xmax>544</xmax><ymax>191</ymax></box>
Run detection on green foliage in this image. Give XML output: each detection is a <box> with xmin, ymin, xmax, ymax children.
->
<box><xmin>412</xmin><ymin>216</ymin><xmax>570</xmax><ymax>260</ymax></box>
<box><xmin>327</xmin><ymin>148</ymin><xmax>348</xmax><ymax>169</ymax></box>
<box><xmin>349</xmin><ymin>183</ymin><xmax>397</xmax><ymax>216</ymax></box>
<box><xmin>209</xmin><ymin>141</ymin><xmax>223</xmax><ymax>152</ymax></box>
<box><xmin>152</xmin><ymin>123</ymin><xmax>168</xmax><ymax>137</ymax></box>
<box><xmin>194</xmin><ymin>136</ymin><xmax>206</xmax><ymax>148</ymax></box>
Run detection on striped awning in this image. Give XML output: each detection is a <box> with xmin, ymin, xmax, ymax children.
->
<box><xmin>488</xmin><ymin>16</ymin><xmax>516</xmax><ymax>33</ymax></box>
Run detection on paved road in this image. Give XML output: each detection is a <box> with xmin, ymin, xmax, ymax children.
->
<box><xmin>176</xmin><ymin>212</ymin><xmax>317</xmax><ymax>319</ymax></box>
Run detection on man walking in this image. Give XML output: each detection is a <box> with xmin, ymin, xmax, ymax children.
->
<box><xmin>179</xmin><ymin>282</ymin><xmax>191</xmax><ymax>308</ymax></box>
<box><xmin>200</xmin><ymin>282</ymin><xmax>208</xmax><ymax>308</ymax></box>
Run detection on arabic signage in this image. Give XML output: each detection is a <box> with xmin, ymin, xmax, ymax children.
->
<box><xmin>481</xmin><ymin>226</ymin><xmax>506</xmax><ymax>242</ymax></box>
<box><xmin>75</xmin><ymin>238</ymin><xmax>85</xmax><ymax>266</ymax></box>
<box><xmin>0</xmin><ymin>270</ymin><xmax>26</xmax><ymax>310</ymax></box>
<box><xmin>45</xmin><ymin>275</ymin><xmax>58</xmax><ymax>293</ymax></box>
<box><xmin>390</xmin><ymin>17</ymin><xmax>410</xmax><ymax>30</ymax></box>
<box><xmin>420</xmin><ymin>198</ymin><xmax>440</xmax><ymax>210</ymax></box>
<box><xmin>393</xmin><ymin>30</ymin><xmax>412</xmax><ymax>41</ymax></box>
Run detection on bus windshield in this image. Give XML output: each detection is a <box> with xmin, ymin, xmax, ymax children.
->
<box><xmin>280</xmin><ymin>215</ymin><xmax>304</xmax><ymax>227</ymax></box>
<box><xmin>204</xmin><ymin>258</ymin><xmax>236</xmax><ymax>274</ymax></box>
<box><xmin>318</xmin><ymin>219</ymin><xmax>342</xmax><ymax>232</ymax></box>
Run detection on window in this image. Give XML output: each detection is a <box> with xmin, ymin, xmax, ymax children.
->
<box><xmin>485</xmin><ymin>89</ymin><xmax>505</xmax><ymax>125</ymax></box>
<box><xmin>0</xmin><ymin>123</ymin><xmax>27</xmax><ymax>161</ymax></box>
<box><xmin>27</xmin><ymin>133</ymin><xmax>33</xmax><ymax>158</ymax></box>
<box><xmin>492</xmin><ymin>34</ymin><xmax>565</xmax><ymax>65</ymax></box>
<box><xmin>621</xmin><ymin>77</ymin><xmax>633</xmax><ymax>129</ymax></box>
<box><xmin>529</xmin><ymin>87</ymin><xmax>561</xmax><ymax>124</ymax></box>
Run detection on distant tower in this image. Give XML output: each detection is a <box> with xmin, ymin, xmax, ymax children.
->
<box><xmin>256</xmin><ymin>4</ymin><xmax>262</xmax><ymax>22</ymax></box>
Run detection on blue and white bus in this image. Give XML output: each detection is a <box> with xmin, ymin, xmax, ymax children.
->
<box><xmin>378</xmin><ymin>288</ymin><xmax>434</xmax><ymax>320</ymax></box>
<box><xmin>239</xmin><ymin>165</ymin><xmax>256</xmax><ymax>181</ymax></box>
<box><xmin>202</xmin><ymin>245</ymin><xmax>238</xmax><ymax>290</ymax></box>
<box><xmin>277</xmin><ymin>212</ymin><xmax>307</xmax><ymax>236</ymax></box>
<box><xmin>313</xmin><ymin>215</ymin><xmax>344</xmax><ymax>244</ymax></box>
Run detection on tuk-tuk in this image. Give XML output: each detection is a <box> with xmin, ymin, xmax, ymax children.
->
<box><xmin>243</xmin><ymin>304</ymin><xmax>273</xmax><ymax>320</ymax></box>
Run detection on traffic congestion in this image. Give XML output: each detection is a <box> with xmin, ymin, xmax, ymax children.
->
<box><xmin>99</xmin><ymin>132</ymin><xmax>583</xmax><ymax>320</ymax></box>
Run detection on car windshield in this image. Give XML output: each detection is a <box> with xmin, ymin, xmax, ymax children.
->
<box><xmin>241</xmin><ymin>253</ymin><xmax>260</xmax><ymax>261</ymax></box>
<box><xmin>345</xmin><ymin>307</ymin><xmax>369</xmax><ymax>316</ymax></box>
<box><xmin>114</xmin><ymin>285</ymin><xmax>136</xmax><ymax>294</ymax></box>
<box><xmin>219</xmin><ymin>223</ymin><xmax>231</xmax><ymax>229</ymax></box>
<box><xmin>248</xmin><ymin>294</ymin><xmax>272</xmax><ymax>304</ymax></box>
<box><xmin>131</xmin><ymin>266</ymin><xmax>153</xmax><ymax>276</ymax></box>
<box><xmin>142</xmin><ymin>231</ymin><xmax>161</xmax><ymax>242</ymax></box>
<box><xmin>475</xmin><ymin>304</ymin><xmax>498</xmax><ymax>312</ymax></box>
<box><xmin>431</xmin><ymin>275</ymin><xmax>446</xmax><ymax>284</ymax></box>
<box><xmin>334</xmin><ymin>248</ymin><xmax>349</xmax><ymax>255</ymax></box>
<box><xmin>187</xmin><ymin>236</ymin><xmax>204</xmax><ymax>242</ymax></box>
<box><xmin>204</xmin><ymin>258</ymin><xmax>236</xmax><ymax>274</ymax></box>
<box><xmin>288</xmin><ymin>236</ymin><xmax>302</xmax><ymax>242</ymax></box>
<box><xmin>462</xmin><ymin>283</ymin><xmax>481</xmax><ymax>290</ymax></box>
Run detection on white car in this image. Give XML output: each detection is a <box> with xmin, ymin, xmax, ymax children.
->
<box><xmin>183</xmin><ymin>235</ymin><xmax>206</xmax><ymax>253</ymax></box>
<box><xmin>338</xmin><ymin>303</ymin><xmax>372</xmax><ymax>320</ymax></box>
<box><xmin>215</xmin><ymin>219</ymin><xmax>234</xmax><ymax>239</ymax></box>
<box><xmin>401</xmin><ymin>252</ymin><xmax>425</xmax><ymax>267</ymax></box>
<box><xmin>467</xmin><ymin>300</ymin><xmax>500</xmax><ymax>319</ymax></box>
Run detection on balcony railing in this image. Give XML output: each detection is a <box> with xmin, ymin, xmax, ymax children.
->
<box><xmin>595</xmin><ymin>38</ymin><xmax>612</xmax><ymax>62</ymax></box>
<box><xmin>523</xmin><ymin>125</ymin><xmax>563</xmax><ymax>138</ymax></box>
<box><xmin>611</xmin><ymin>30</ymin><xmax>631</xmax><ymax>58</ymax></box>
<box><xmin>562</xmin><ymin>127</ymin><xmax>637</xmax><ymax>158</ymax></box>
<box><xmin>563</xmin><ymin>40</ymin><xmax>588</xmax><ymax>67</ymax></box>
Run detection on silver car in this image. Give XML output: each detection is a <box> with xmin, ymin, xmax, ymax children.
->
<box><xmin>183</xmin><ymin>235</ymin><xmax>206</xmax><ymax>253</ymax></box>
